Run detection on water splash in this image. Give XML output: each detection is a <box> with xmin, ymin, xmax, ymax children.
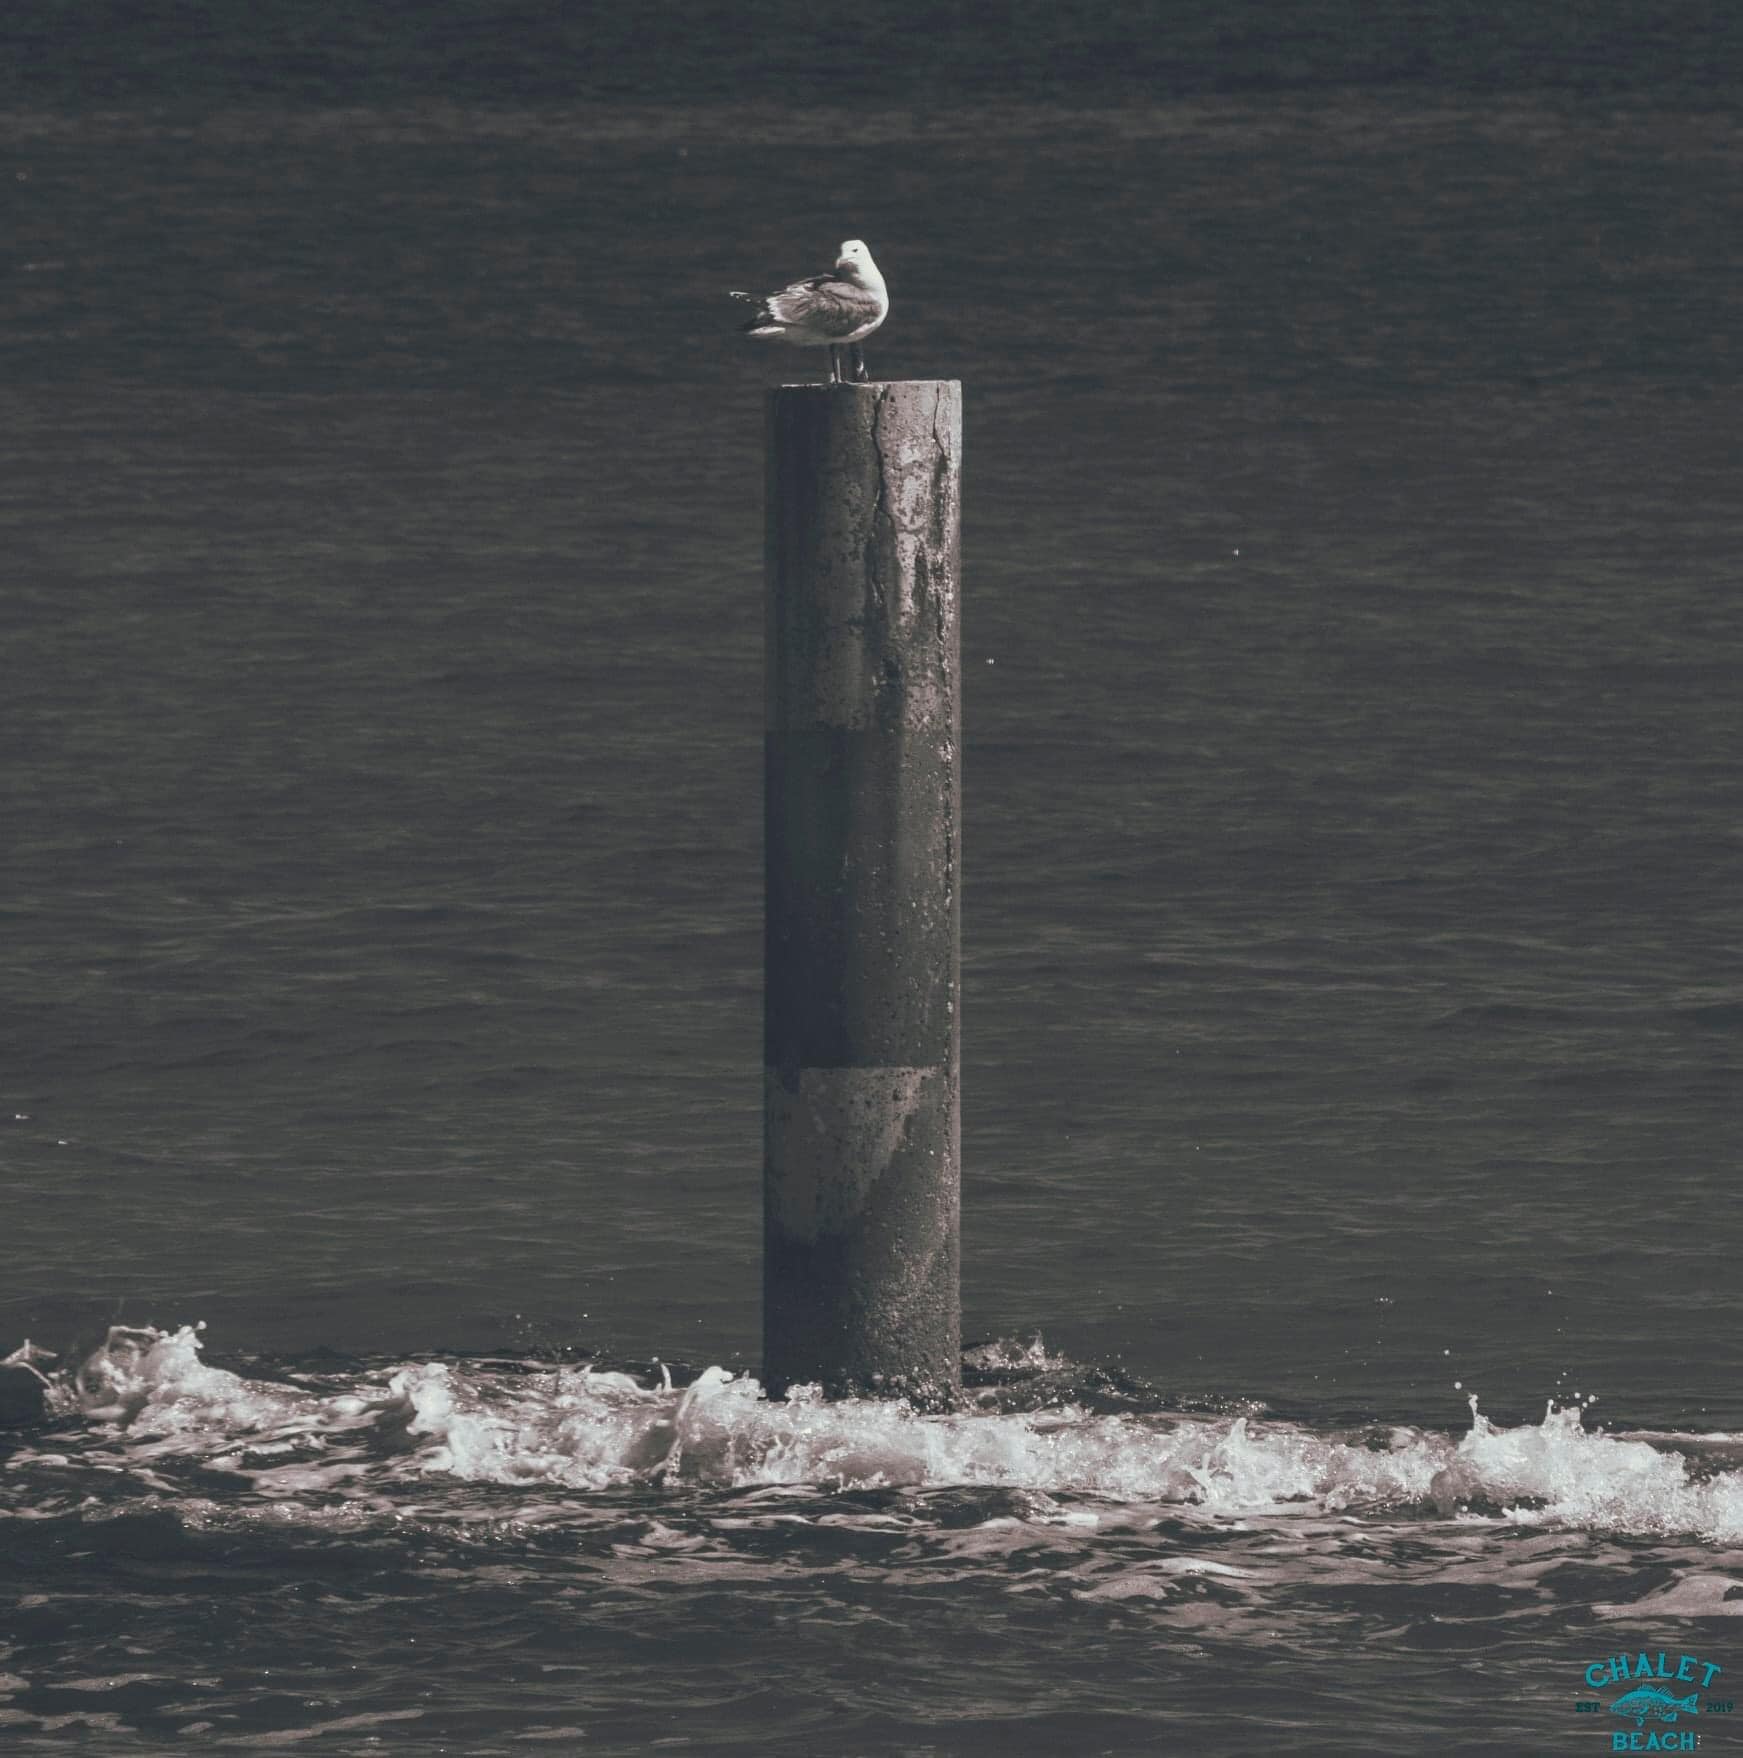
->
<box><xmin>8</xmin><ymin>1324</ymin><xmax>1740</xmax><ymax>1544</ymax></box>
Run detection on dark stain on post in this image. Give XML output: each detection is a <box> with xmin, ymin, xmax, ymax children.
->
<box><xmin>764</xmin><ymin>380</ymin><xmax>962</xmax><ymax>1410</ymax></box>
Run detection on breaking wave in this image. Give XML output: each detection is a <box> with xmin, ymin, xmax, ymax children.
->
<box><xmin>7</xmin><ymin>1324</ymin><xmax>1741</xmax><ymax>1545</ymax></box>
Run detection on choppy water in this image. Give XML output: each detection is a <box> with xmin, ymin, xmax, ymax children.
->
<box><xmin>3</xmin><ymin>68</ymin><xmax>1742</xmax><ymax>1756</ymax></box>
<box><xmin>4</xmin><ymin>1326</ymin><xmax>1742</xmax><ymax>1752</ymax></box>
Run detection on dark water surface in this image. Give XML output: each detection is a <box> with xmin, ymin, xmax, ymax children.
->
<box><xmin>3</xmin><ymin>88</ymin><xmax>1742</xmax><ymax>1754</ymax></box>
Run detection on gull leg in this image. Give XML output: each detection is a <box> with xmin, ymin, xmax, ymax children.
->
<box><xmin>827</xmin><ymin>345</ymin><xmax>843</xmax><ymax>385</ymax></box>
<box><xmin>850</xmin><ymin>343</ymin><xmax>868</xmax><ymax>383</ymax></box>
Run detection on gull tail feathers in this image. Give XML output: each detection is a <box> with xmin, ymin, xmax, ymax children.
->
<box><xmin>728</xmin><ymin>291</ymin><xmax>784</xmax><ymax>332</ymax></box>
<box><xmin>728</xmin><ymin>289</ymin><xmax>781</xmax><ymax>335</ymax></box>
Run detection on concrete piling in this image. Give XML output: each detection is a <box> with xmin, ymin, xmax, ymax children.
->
<box><xmin>763</xmin><ymin>380</ymin><xmax>963</xmax><ymax>1409</ymax></box>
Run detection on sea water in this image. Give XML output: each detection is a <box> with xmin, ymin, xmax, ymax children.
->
<box><xmin>3</xmin><ymin>68</ymin><xmax>1741</xmax><ymax>1757</ymax></box>
<box><xmin>3</xmin><ymin>1326</ymin><xmax>1742</xmax><ymax>1752</ymax></box>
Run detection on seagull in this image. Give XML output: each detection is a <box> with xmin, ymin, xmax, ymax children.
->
<box><xmin>730</xmin><ymin>240</ymin><xmax>889</xmax><ymax>385</ymax></box>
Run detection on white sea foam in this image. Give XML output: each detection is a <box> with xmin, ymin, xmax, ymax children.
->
<box><xmin>21</xmin><ymin>1325</ymin><xmax>1743</xmax><ymax>1545</ymax></box>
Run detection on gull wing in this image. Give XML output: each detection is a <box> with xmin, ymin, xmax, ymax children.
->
<box><xmin>761</xmin><ymin>274</ymin><xmax>885</xmax><ymax>340</ymax></box>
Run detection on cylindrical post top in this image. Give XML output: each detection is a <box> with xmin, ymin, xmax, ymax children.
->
<box><xmin>766</xmin><ymin>381</ymin><xmax>962</xmax><ymax>738</ymax></box>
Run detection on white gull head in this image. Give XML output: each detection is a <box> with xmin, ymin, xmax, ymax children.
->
<box><xmin>834</xmin><ymin>240</ymin><xmax>885</xmax><ymax>293</ymax></box>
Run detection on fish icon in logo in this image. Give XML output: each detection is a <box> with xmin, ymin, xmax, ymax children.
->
<box><xmin>1610</xmin><ymin>1685</ymin><xmax>1701</xmax><ymax>1728</ymax></box>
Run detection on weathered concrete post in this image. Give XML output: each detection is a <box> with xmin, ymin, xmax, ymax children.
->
<box><xmin>764</xmin><ymin>379</ymin><xmax>962</xmax><ymax>1409</ymax></box>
